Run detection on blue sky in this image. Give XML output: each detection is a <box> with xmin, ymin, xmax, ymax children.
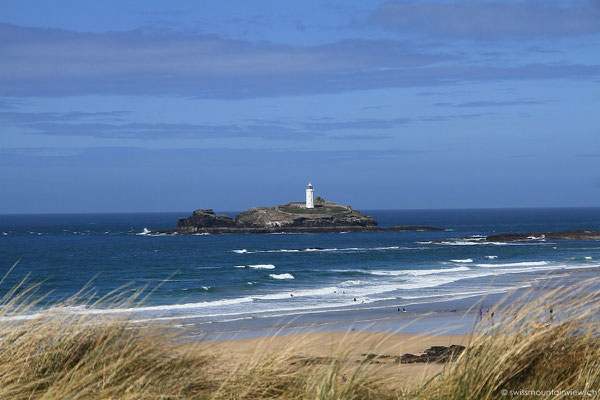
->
<box><xmin>1</xmin><ymin>0</ymin><xmax>599</xmax><ymax>213</ymax></box>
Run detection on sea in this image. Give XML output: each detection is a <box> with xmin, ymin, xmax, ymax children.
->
<box><xmin>1</xmin><ymin>208</ymin><xmax>600</xmax><ymax>328</ymax></box>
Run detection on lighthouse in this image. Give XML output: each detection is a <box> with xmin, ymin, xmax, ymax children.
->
<box><xmin>305</xmin><ymin>182</ymin><xmax>314</xmax><ymax>208</ymax></box>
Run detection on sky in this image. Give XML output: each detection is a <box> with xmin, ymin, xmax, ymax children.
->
<box><xmin>1</xmin><ymin>0</ymin><xmax>599</xmax><ymax>213</ymax></box>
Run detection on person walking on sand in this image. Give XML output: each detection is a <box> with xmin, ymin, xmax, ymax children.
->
<box><xmin>479</xmin><ymin>308</ymin><xmax>483</xmax><ymax>321</ymax></box>
<box><xmin>549</xmin><ymin>307</ymin><xmax>554</xmax><ymax>323</ymax></box>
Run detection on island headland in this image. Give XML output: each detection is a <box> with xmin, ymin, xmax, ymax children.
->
<box><xmin>152</xmin><ymin>196</ymin><xmax>443</xmax><ymax>235</ymax></box>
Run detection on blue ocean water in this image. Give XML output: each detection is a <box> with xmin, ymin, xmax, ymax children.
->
<box><xmin>1</xmin><ymin>208</ymin><xmax>599</xmax><ymax>324</ymax></box>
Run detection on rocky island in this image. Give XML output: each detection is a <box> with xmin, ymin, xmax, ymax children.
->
<box><xmin>152</xmin><ymin>196</ymin><xmax>443</xmax><ymax>235</ymax></box>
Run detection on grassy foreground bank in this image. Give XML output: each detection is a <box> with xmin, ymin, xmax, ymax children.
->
<box><xmin>1</xmin><ymin>275</ymin><xmax>600</xmax><ymax>399</ymax></box>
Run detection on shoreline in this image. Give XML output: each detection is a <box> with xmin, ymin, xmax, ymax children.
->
<box><xmin>175</xmin><ymin>268</ymin><xmax>594</xmax><ymax>342</ymax></box>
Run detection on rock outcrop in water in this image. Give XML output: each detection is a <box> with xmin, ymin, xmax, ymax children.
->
<box><xmin>152</xmin><ymin>199</ymin><xmax>443</xmax><ymax>235</ymax></box>
<box><xmin>177</xmin><ymin>209</ymin><xmax>236</xmax><ymax>228</ymax></box>
<box><xmin>482</xmin><ymin>230</ymin><xmax>600</xmax><ymax>242</ymax></box>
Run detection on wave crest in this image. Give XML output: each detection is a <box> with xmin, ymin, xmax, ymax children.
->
<box><xmin>269</xmin><ymin>273</ymin><xmax>294</xmax><ymax>280</ymax></box>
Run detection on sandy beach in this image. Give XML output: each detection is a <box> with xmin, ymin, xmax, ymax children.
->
<box><xmin>180</xmin><ymin>331</ymin><xmax>470</xmax><ymax>388</ymax></box>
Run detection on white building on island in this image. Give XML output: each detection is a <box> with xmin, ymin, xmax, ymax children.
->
<box><xmin>305</xmin><ymin>182</ymin><xmax>314</xmax><ymax>208</ymax></box>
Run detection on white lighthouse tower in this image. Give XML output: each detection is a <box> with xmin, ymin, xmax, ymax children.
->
<box><xmin>305</xmin><ymin>182</ymin><xmax>314</xmax><ymax>208</ymax></box>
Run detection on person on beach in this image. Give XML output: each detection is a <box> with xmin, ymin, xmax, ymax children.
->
<box><xmin>479</xmin><ymin>309</ymin><xmax>483</xmax><ymax>321</ymax></box>
<box><xmin>402</xmin><ymin>307</ymin><xmax>406</xmax><ymax>312</ymax></box>
<box><xmin>549</xmin><ymin>307</ymin><xmax>553</xmax><ymax>322</ymax></box>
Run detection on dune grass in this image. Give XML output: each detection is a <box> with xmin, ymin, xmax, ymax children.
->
<box><xmin>408</xmin><ymin>280</ymin><xmax>600</xmax><ymax>399</ymax></box>
<box><xmin>2</xmin><ymin>266</ymin><xmax>600</xmax><ymax>399</ymax></box>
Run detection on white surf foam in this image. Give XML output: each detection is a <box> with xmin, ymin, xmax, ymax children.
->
<box><xmin>450</xmin><ymin>259</ymin><xmax>473</xmax><ymax>263</ymax></box>
<box><xmin>24</xmin><ymin>297</ymin><xmax>258</xmax><ymax>317</ymax></box>
<box><xmin>268</xmin><ymin>273</ymin><xmax>294</xmax><ymax>280</ymax></box>
<box><xmin>257</xmin><ymin>286</ymin><xmax>340</xmax><ymax>301</ymax></box>
<box><xmin>233</xmin><ymin>265</ymin><xmax>246</xmax><ymax>269</ymax></box>
<box><xmin>231</xmin><ymin>246</ymin><xmax>404</xmax><ymax>254</ymax></box>
<box><xmin>357</xmin><ymin>266</ymin><xmax>470</xmax><ymax>277</ymax></box>
<box><xmin>474</xmin><ymin>261</ymin><xmax>549</xmax><ymax>268</ymax></box>
<box><xmin>248</xmin><ymin>264</ymin><xmax>276</xmax><ymax>269</ymax></box>
<box><xmin>485</xmin><ymin>255</ymin><xmax>498</xmax><ymax>259</ymax></box>
<box><xmin>419</xmin><ymin>239</ymin><xmax>536</xmax><ymax>246</ymax></box>
<box><xmin>137</xmin><ymin>228</ymin><xmax>151</xmax><ymax>236</ymax></box>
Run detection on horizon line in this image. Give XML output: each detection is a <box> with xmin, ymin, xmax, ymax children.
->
<box><xmin>1</xmin><ymin>205</ymin><xmax>600</xmax><ymax>216</ymax></box>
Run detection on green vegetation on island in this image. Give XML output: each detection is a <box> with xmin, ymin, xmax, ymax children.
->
<box><xmin>278</xmin><ymin>204</ymin><xmax>349</xmax><ymax>215</ymax></box>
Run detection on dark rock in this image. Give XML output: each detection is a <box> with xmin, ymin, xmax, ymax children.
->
<box><xmin>469</xmin><ymin>230</ymin><xmax>600</xmax><ymax>243</ymax></box>
<box><xmin>397</xmin><ymin>353</ymin><xmax>420</xmax><ymax>363</ymax></box>
<box><xmin>176</xmin><ymin>209</ymin><xmax>235</xmax><ymax>231</ymax></box>
<box><xmin>360</xmin><ymin>353</ymin><xmax>391</xmax><ymax>363</ymax></box>
<box><xmin>398</xmin><ymin>345</ymin><xmax>465</xmax><ymax>364</ymax></box>
<box><xmin>289</xmin><ymin>356</ymin><xmax>335</xmax><ymax>366</ymax></box>
<box><xmin>384</xmin><ymin>225</ymin><xmax>445</xmax><ymax>232</ymax></box>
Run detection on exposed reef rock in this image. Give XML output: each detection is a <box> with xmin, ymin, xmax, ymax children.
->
<box><xmin>384</xmin><ymin>225</ymin><xmax>444</xmax><ymax>232</ymax></box>
<box><xmin>462</xmin><ymin>230</ymin><xmax>600</xmax><ymax>243</ymax></box>
<box><xmin>152</xmin><ymin>199</ymin><xmax>444</xmax><ymax>235</ymax></box>
<box><xmin>358</xmin><ymin>345</ymin><xmax>466</xmax><ymax>364</ymax></box>
<box><xmin>397</xmin><ymin>345</ymin><xmax>466</xmax><ymax>364</ymax></box>
<box><xmin>177</xmin><ymin>209</ymin><xmax>235</xmax><ymax>229</ymax></box>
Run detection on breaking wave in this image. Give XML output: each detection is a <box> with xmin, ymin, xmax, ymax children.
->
<box><xmin>248</xmin><ymin>264</ymin><xmax>276</xmax><ymax>269</ymax></box>
<box><xmin>269</xmin><ymin>273</ymin><xmax>295</xmax><ymax>280</ymax></box>
<box><xmin>231</xmin><ymin>246</ymin><xmax>405</xmax><ymax>254</ymax></box>
<box><xmin>474</xmin><ymin>261</ymin><xmax>549</xmax><ymax>268</ymax></box>
<box><xmin>366</xmin><ymin>266</ymin><xmax>471</xmax><ymax>276</ymax></box>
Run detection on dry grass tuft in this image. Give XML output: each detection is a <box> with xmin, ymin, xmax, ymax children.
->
<box><xmin>408</xmin><ymin>278</ymin><xmax>600</xmax><ymax>399</ymax></box>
